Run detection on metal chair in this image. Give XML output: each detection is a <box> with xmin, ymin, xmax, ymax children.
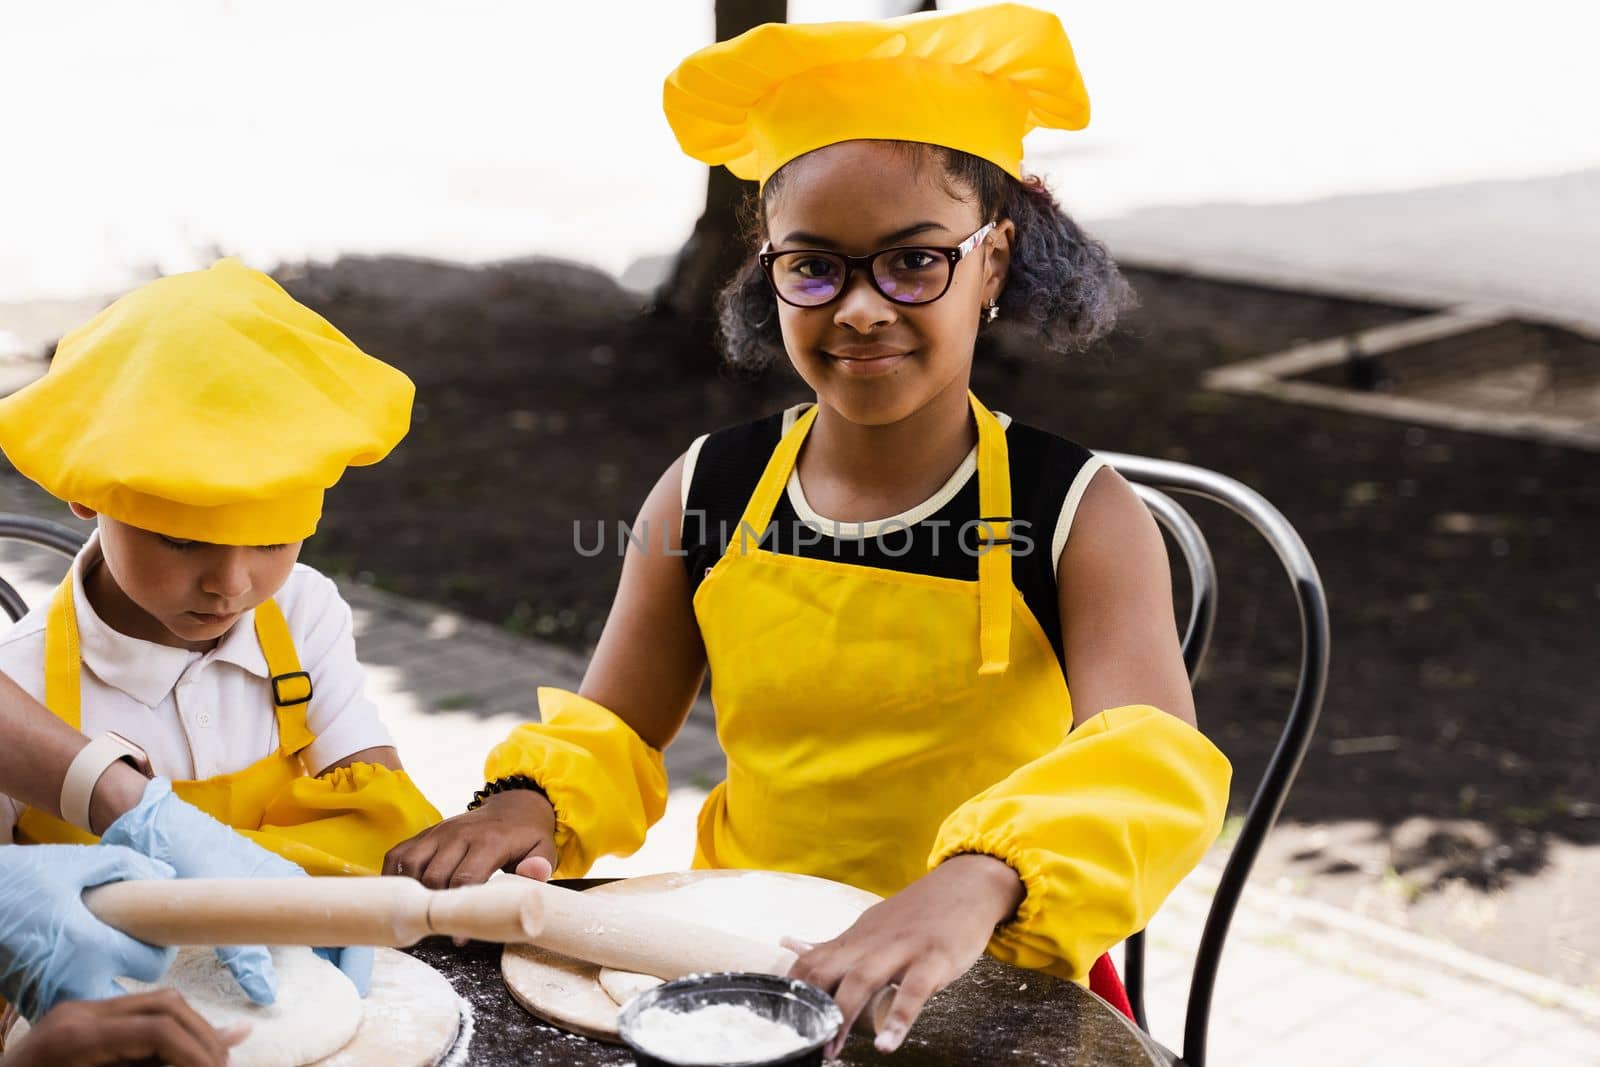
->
<box><xmin>1104</xmin><ymin>454</ymin><xmax>1330</xmax><ymax>1067</ymax></box>
<box><xmin>0</xmin><ymin>514</ymin><xmax>85</xmax><ymax>621</ymax></box>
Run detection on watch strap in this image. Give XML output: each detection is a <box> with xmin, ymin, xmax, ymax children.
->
<box><xmin>61</xmin><ymin>733</ymin><xmax>149</xmax><ymax>833</ymax></box>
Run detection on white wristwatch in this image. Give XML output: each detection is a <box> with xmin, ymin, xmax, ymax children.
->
<box><xmin>61</xmin><ymin>732</ymin><xmax>152</xmax><ymax>834</ymax></box>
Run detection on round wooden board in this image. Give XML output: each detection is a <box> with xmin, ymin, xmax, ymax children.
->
<box><xmin>500</xmin><ymin>870</ymin><xmax>880</xmax><ymax>1044</ymax></box>
<box><xmin>5</xmin><ymin>949</ymin><xmax>462</xmax><ymax>1067</ymax></box>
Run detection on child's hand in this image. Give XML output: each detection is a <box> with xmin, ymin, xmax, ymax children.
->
<box><xmin>785</xmin><ymin>854</ymin><xmax>1024</xmax><ymax>1057</ymax></box>
<box><xmin>0</xmin><ymin>844</ymin><xmax>175</xmax><ymax>1021</ymax></box>
<box><xmin>5</xmin><ymin>990</ymin><xmax>248</xmax><ymax>1067</ymax></box>
<box><xmin>382</xmin><ymin>788</ymin><xmax>559</xmax><ymax>888</ymax></box>
<box><xmin>99</xmin><ymin>777</ymin><xmax>374</xmax><ymax>999</ymax></box>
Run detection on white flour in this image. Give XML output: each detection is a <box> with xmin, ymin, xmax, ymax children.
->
<box><xmin>436</xmin><ymin>994</ymin><xmax>475</xmax><ymax>1067</ymax></box>
<box><xmin>632</xmin><ymin>1003</ymin><xmax>809</xmax><ymax>1064</ymax></box>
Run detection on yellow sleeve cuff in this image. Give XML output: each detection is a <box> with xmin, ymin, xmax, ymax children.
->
<box><xmin>257</xmin><ymin>762</ymin><xmax>444</xmax><ymax>876</ymax></box>
<box><xmin>929</xmin><ymin>704</ymin><xmax>1232</xmax><ymax>980</ymax></box>
<box><xmin>483</xmin><ymin>687</ymin><xmax>668</xmax><ymax>879</ymax></box>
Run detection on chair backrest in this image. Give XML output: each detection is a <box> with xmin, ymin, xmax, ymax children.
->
<box><xmin>1102</xmin><ymin>454</ymin><xmax>1330</xmax><ymax>1067</ymax></box>
<box><xmin>0</xmin><ymin>514</ymin><xmax>86</xmax><ymax>622</ymax></box>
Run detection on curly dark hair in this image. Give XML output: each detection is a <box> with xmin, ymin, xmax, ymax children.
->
<box><xmin>716</xmin><ymin>141</ymin><xmax>1135</xmax><ymax>371</ymax></box>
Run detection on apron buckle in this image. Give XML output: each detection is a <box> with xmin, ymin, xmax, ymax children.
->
<box><xmin>978</xmin><ymin>515</ymin><xmax>1015</xmax><ymax>548</ymax></box>
<box><xmin>271</xmin><ymin>670</ymin><xmax>314</xmax><ymax>707</ymax></box>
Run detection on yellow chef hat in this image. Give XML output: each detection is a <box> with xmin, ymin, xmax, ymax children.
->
<box><xmin>663</xmin><ymin>2</ymin><xmax>1089</xmax><ymax>186</ymax></box>
<box><xmin>0</xmin><ymin>259</ymin><xmax>413</xmax><ymax>546</ymax></box>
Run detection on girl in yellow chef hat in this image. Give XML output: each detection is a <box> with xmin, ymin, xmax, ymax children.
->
<box><xmin>0</xmin><ymin>259</ymin><xmax>442</xmax><ymax>879</ymax></box>
<box><xmin>388</xmin><ymin>3</ymin><xmax>1230</xmax><ymax>1054</ymax></box>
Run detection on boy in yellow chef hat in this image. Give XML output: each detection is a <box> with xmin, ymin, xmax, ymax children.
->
<box><xmin>388</xmin><ymin>3</ymin><xmax>1231</xmax><ymax>1055</ymax></box>
<box><xmin>0</xmin><ymin>259</ymin><xmax>441</xmax><ymax>879</ymax></box>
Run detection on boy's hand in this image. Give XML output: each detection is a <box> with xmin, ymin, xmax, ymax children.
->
<box><xmin>785</xmin><ymin>854</ymin><xmax>1024</xmax><ymax>1058</ymax></box>
<box><xmin>383</xmin><ymin>788</ymin><xmax>559</xmax><ymax>889</ymax></box>
<box><xmin>4</xmin><ymin>990</ymin><xmax>248</xmax><ymax>1067</ymax></box>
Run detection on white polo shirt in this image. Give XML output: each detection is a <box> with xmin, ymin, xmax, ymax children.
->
<box><xmin>0</xmin><ymin>533</ymin><xmax>394</xmax><ymax>842</ymax></box>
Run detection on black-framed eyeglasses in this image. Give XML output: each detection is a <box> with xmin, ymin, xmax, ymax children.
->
<box><xmin>758</xmin><ymin>221</ymin><xmax>996</xmax><ymax>309</ymax></box>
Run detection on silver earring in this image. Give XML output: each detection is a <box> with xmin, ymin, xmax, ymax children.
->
<box><xmin>984</xmin><ymin>300</ymin><xmax>1000</xmax><ymax>323</ymax></box>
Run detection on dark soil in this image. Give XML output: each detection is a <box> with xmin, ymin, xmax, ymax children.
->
<box><xmin>247</xmin><ymin>257</ymin><xmax>1596</xmax><ymax>889</ymax></box>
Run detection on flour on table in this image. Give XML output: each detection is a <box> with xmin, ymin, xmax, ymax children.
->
<box><xmin>119</xmin><ymin>946</ymin><xmax>361</xmax><ymax>1067</ymax></box>
<box><xmin>632</xmin><ymin>1003</ymin><xmax>809</xmax><ymax>1064</ymax></box>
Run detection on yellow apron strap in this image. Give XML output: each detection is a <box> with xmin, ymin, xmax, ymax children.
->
<box><xmin>44</xmin><ymin>574</ymin><xmax>82</xmax><ymax>729</ymax></box>
<box><xmin>731</xmin><ymin>403</ymin><xmax>820</xmax><ymax>556</ymax></box>
<box><xmin>252</xmin><ymin>600</ymin><xmax>316</xmax><ymax>757</ymax></box>
<box><xmin>971</xmin><ymin>392</ymin><xmax>1014</xmax><ymax>676</ymax></box>
<box><xmin>731</xmin><ymin>396</ymin><xmax>1012</xmax><ymax>674</ymax></box>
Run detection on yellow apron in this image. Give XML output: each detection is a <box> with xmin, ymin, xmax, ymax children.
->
<box><xmin>15</xmin><ymin>574</ymin><xmax>440</xmax><ymax>875</ymax></box>
<box><xmin>689</xmin><ymin>392</ymin><xmax>1070</xmax><ymax>896</ymax></box>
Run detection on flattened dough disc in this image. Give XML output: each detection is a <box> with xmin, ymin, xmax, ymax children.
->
<box><xmin>5</xmin><ymin>948</ymin><xmax>462</xmax><ymax>1067</ymax></box>
<box><xmin>597</xmin><ymin>967</ymin><xmax>661</xmax><ymax>1006</ymax></box>
<box><xmin>501</xmin><ymin>869</ymin><xmax>879</xmax><ymax>1043</ymax></box>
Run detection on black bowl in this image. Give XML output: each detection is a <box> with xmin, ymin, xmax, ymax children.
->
<box><xmin>616</xmin><ymin>972</ymin><xmax>843</xmax><ymax>1067</ymax></box>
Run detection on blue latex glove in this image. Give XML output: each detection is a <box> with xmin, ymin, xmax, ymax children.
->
<box><xmin>100</xmin><ymin>777</ymin><xmax>374</xmax><ymax>998</ymax></box>
<box><xmin>0</xmin><ymin>844</ymin><xmax>177</xmax><ymax>1022</ymax></box>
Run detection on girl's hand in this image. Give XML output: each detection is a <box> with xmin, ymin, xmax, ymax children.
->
<box><xmin>785</xmin><ymin>854</ymin><xmax>1024</xmax><ymax>1057</ymax></box>
<box><xmin>381</xmin><ymin>789</ymin><xmax>559</xmax><ymax>888</ymax></box>
<box><xmin>4</xmin><ymin>990</ymin><xmax>248</xmax><ymax>1067</ymax></box>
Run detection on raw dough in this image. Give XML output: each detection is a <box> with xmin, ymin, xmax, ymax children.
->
<box><xmin>7</xmin><ymin>949</ymin><xmax>463</xmax><ymax>1067</ymax></box>
<box><xmin>121</xmin><ymin>947</ymin><xmax>362</xmax><ymax>1067</ymax></box>
<box><xmin>598</xmin><ymin>967</ymin><xmax>662</xmax><ymax>1006</ymax></box>
<box><xmin>598</xmin><ymin>872</ymin><xmax>872</xmax><ymax>1008</ymax></box>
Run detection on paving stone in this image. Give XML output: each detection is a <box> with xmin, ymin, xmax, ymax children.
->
<box><xmin>1401</xmin><ymin>1007</ymin><xmax>1527</xmax><ymax>1062</ymax></box>
<box><xmin>1540</xmin><ymin>1021</ymin><xmax>1600</xmax><ymax>1064</ymax></box>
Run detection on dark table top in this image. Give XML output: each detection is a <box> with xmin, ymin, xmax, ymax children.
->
<box><xmin>408</xmin><ymin>901</ymin><xmax>1172</xmax><ymax>1067</ymax></box>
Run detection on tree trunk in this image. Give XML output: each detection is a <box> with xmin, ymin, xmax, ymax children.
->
<box><xmin>651</xmin><ymin>0</ymin><xmax>784</xmax><ymax>329</ymax></box>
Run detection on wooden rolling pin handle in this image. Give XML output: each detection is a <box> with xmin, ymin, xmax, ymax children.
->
<box><xmin>81</xmin><ymin>878</ymin><xmax>548</xmax><ymax>948</ymax></box>
<box><xmin>425</xmin><ymin>878</ymin><xmax>545</xmax><ymax>944</ymax></box>
<box><xmin>83</xmin><ymin>877</ymin><xmax>439</xmax><ymax>947</ymax></box>
<box><xmin>521</xmin><ymin>879</ymin><xmax>798</xmax><ymax>980</ymax></box>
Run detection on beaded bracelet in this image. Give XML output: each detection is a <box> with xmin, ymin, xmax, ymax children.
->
<box><xmin>467</xmin><ymin>774</ymin><xmax>549</xmax><ymax>812</ymax></box>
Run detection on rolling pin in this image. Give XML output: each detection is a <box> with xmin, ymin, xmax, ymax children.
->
<box><xmin>83</xmin><ymin>877</ymin><xmax>795</xmax><ymax>980</ymax></box>
<box><xmin>83</xmin><ymin>876</ymin><xmax>544</xmax><ymax>948</ymax></box>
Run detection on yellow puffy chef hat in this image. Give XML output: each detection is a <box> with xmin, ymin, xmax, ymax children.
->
<box><xmin>0</xmin><ymin>259</ymin><xmax>413</xmax><ymax>546</ymax></box>
<box><xmin>663</xmin><ymin>2</ymin><xmax>1089</xmax><ymax>186</ymax></box>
